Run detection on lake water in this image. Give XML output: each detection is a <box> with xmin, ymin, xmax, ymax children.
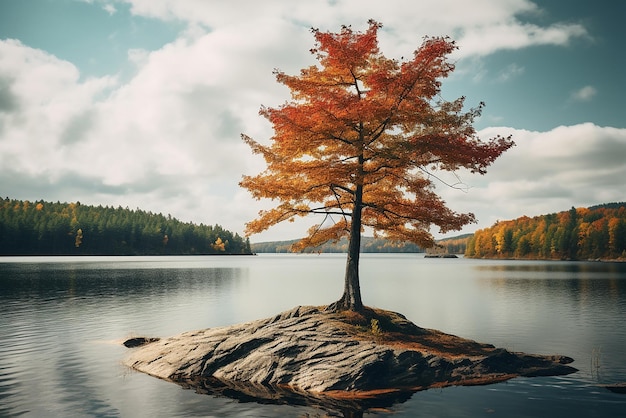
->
<box><xmin>1</xmin><ymin>254</ymin><xmax>625</xmax><ymax>417</ymax></box>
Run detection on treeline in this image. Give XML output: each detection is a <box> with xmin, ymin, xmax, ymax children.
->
<box><xmin>0</xmin><ymin>198</ymin><xmax>251</xmax><ymax>255</ymax></box>
<box><xmin>432</xmin><ymin>234</ymin><xmax>472</xmax><ymax>254</ymax></box>
<box><xmin>465</xmin><ymin>203</ymin><xmax>626</xmax><ymax>260</ymax></box>
<box><xmin>252</xmin><ymin>236</ymin><xmax>424</xmax><ymax>253</ymax></box>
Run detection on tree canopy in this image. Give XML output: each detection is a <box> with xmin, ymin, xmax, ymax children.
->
<box><xmin>241</xmin><ymin>21</ymin><xmax>514</xmax><ymax>311</ymax></box>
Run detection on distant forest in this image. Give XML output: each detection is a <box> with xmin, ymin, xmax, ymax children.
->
<box><xmin>252</xmin><ymin>236</ymin><xmax>424</xmax><ymax>253</ymax></box>
<box><xmin>0</xmin><ymin>198</ymin><xmax>251</xmax><ymax>256</ymax></box>
<box><xmin>465</xmin><ymin>202</ymin><xmax>626</xmax><ymax>260</ymax></box>
<box><xmin>432</xmin><ymin>234</ymin><xmax>472</xmax><ymax>255</ymax></box>
<box><xmin>6</xmin><ymin>197</ymin><xmax>623</xmax><ymax>259</ymax></box>
<box><xmin>251</xmin><ymin>234</ymin><xmax>471</xmax><ymax>254</ymax></box>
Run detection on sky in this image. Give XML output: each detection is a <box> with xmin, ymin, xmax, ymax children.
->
<box><xmin>0</xmin><ymin>0</ymin><xmax>624</xmax><ymax>243</ymax></box>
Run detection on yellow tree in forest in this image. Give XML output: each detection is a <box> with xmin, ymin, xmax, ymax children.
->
<box><xmin>75</xmin><ymin>228</ymin><xmax>83</xmax><ymax>248</ymax></box>
<box><xmin>212</xmin><ymin>237</ymin><xmax>226</xmax><ymax>252</ymax></box>
<box><xmin>241</xmin><ymin>21</ymin><xmax>514</xmax><ymax>311</ymax></box>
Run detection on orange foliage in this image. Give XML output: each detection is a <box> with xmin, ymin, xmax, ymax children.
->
<box><xmin>211</xmin><ymin>237</ymin><xmax>226</xmax><ymax>252</ymax></box>
<box><xmin>466</xmin><ymin>204</ymin><xmax>626</xmax><ymax>260</ymax></box>
<box><xmin>241</xmin><ymin>21</ymin><xmax>514</xmax><ymax>251</ymax></box>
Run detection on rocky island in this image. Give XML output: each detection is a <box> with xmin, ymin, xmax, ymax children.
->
<box><xmin>123</xmin><ymin>305</ymin><xmax>576</xmax><ymax>413</ymax></box>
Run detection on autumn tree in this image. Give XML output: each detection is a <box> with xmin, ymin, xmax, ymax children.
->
<box><xmin>212</xmin><ymin>237</ymin><xmax>226</xmax><ymax>252</ymax></box>
<box><xmin>240</xmin><ymin>21</ymin><xmax>514</xmax><ymax>312</ymax></box>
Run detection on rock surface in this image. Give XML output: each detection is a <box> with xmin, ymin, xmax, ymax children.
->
<box><xmin>123</xmin><ymin>306</ymin><xmax>576</xmax><ymax>404</ymax></box>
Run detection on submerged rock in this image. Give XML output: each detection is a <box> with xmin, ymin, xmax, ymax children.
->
<box><xmin>123</xmin><ymin>306</ymin><xmax>576</xmax><ymax>408</ymax></box>
<box><xmin>123</xmin><ymin>337</ymin><xmax>161</xmax><ymax>348</ymax></box>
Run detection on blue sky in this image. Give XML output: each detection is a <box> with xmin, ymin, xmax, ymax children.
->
<box><xmin>0</xmin><ymin>0</ymin><xmax>624</xmax><ymax>242</ymax></box>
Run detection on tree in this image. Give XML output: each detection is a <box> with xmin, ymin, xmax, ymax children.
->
<box><xmin>240</xmin><ymin>21</ymin><xmax>514</xmax><ymax>312</ymax></box>
<box><xmin>212</xmin><ymin>237</ymin><xmax>226</xmax><ymax>252</ymax></box>
<box><xmin>75</xmin><ymin>228</ymin><xmax>83</xmax><ymax>248</ymax></box>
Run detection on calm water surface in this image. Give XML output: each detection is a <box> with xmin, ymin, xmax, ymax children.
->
<box><xmin>1</xmin><ymin>254</ymin><xmax>625</xmax><ymax>417</ymax></box>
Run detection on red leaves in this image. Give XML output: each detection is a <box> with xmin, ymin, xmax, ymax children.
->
<box><xmin>240</xmin><ymin>21</ymin><xmax>514</xmax><ymax>250</ymax></box>
<box><xmin>311</xmin><ymin>20</ymin><xmax>382</xmax><ymax>72</ymax></box>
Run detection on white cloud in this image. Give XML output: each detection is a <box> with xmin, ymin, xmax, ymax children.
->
<box><xmin>456</xmin><ymin>21</ymin><xmax>587</xmax><ymax>57</ymax></box>
<box><xmin>103</xmin><ymin>3</ymin><xmax>117</xmax><ymax>15</ymax></box>
<box><xmin>116</xmin><ymin>0</ymin><xmax>586</xmax><ymax>58</ymax></box>
<box><xmin>570</xmin><ymin>85</ymin><xmax>597</xmax><ymax>102</ymax></box>
<box><xmin>436</xmin><ymin>123</ymin><xmax>626</xmax><ymax>236</ymax></box>
<box><xmin>0</xmin><ymin>39</ymin><xmax>117</xmax><ymax>176</ymax></box>
<box><xmin>0</xmin><ymin>30</ymin><xmax>296</xmax><ymax>235</ymax></box>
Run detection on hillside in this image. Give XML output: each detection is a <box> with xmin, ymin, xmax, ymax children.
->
<box><xmin>0</xmin><ymin>198</ymin><xmax>251</xmax><ymax>256</ymax></box>
<box><xmin>252</xmin><ymin>236</ymin><xmax>424</xmax><ymax>253</ymax></box>
<box><xmin>432</xmin><ymin>234</ymin><xmax>473</xmax><ymax>255</ymax></box>
<box><xmin>465</xmin><ymin>203</ymin><xmax>626</xmax><ymax>260</ymax></box>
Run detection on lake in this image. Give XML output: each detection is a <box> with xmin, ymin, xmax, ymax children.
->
<box><xmin>1</xmin><ymin>254</ymin><xmax>625</xmax><ymax>417</ymax></box>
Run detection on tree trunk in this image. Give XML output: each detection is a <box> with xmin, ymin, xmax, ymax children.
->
<box><xmin>327</xmin><ymin>184</ymin><xmax>364</xmax><ymax>312</ymax></box>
